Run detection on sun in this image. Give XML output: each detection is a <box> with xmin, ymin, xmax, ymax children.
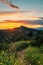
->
<box><xmin>9</xmin><ymin>26</ymin><xmax>14</xmax><ymax>29</ymax></box>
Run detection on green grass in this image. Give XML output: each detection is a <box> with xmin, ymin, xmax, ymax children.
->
<box><xmin>9</xmin><ymin>41</ymin><xmax>30</xmax><ymax>52</ymax></box>
<box><xmin>0</xmin><ymin>51</ymin><xmax>18</xmax><ymax>65</ymax></box>
<box><xmin>24</xmin><ymin>46</ymin><xmax>43</xmax><ymax>65</ymax></box>
<box><xmin>0</xmin><ymin>41</ymin><xmax>43</xmax><ymax>65</ymax></box>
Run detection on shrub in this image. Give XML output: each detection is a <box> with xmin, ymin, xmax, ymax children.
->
<box><xmin>0</xmin><ymin>43</ymin><xmax>10</xmax><ymax>51</ymax></box>
<box><xmin>9</xmin><ymin>41</ymin><xmax>30</xmax><ymax>52</ymax></box>
<box><xmin>24</xmin><ymin>46</ymin><xmax>43</xmax><ymax>65</ymax></box>
<box><xmin>0</xmin><ymin>50</ymin><xmax>18</xmax><ymax>65</ymax></box>
<box><xmin>39</xmin><ymin>45</ymin><xmax>43</xmax><ymax>53</ymax></box>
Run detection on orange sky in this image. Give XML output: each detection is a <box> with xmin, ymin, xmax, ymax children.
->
<box><xmin>0</xmin><ymin>12</ymin><xmax>40</xmax><ymax>21</ymax></box>
<box><xmin>0</xmin><ymin>12</ymin><xmax>43</xmax><ymax>29</ymax></box>
<box><xmin>0</xmin><ymin>22</ymin><xmax>43</xmax><ymax>29</ymax></box>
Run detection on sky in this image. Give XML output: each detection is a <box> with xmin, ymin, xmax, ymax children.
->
<box><xmin>0</xmin><ymin>0</ymin><xmax>43</xmax><ymax>29</ymax></box>
<box><xmin>0</xmin><ymin>0</ymin><xmax>43</xmax><ymax>12</ymax></box>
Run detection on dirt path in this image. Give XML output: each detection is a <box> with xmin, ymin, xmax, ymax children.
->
<box><xmin>16</xmin><ymin>48</ymin><xmax>28</xmax><ymax>65</ymax></box>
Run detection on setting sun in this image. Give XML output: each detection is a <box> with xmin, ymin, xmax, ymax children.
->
<box><xmin>0</xmin><ymin>21</ymin><xmax>43</xmax><ymax>30</ymax></box>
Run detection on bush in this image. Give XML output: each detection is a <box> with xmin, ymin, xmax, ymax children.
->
<box><xmin>39</xmin><ymin>45</ymin><xmax>43</xmax><ymax>53</ymax></box>
<box><xmin>9</xmin><ymin>41</ymin><xmax>30</xmax><ymax>52</ymax></box>
<box><xmin>0</xmin><ymin>51</ymin><xmax>18</xmax><ymax>65</ymax></box>
<box><xmin>24</xmin><ymin>46</ymin><xmax>43</xmax><ymax>65</ymax></box>
<box><xmin>0</xmin><ymin>43</ymin><xmax>10</xmax><ymax>51</ymax></box>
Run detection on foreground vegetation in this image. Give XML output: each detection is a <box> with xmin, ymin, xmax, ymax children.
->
<box><xmin>0</xmin><ymin>29</ymin><xmax>43</xmax><ymax>65</ymax></box>
<box><xmin>0</xmin><ymin>40</ymin><xmax>43</xmax><ymax>65</ymax></box>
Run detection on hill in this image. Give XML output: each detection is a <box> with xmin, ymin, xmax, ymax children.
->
<box><xmin>0</xmin><ymin>26</ymin><xmax>39</xmax><ymax>43</ymax></box>
<box><xmin>36</xmin><ymin>27</ymin><xmax>43</xmax><ymax>30</ymax></box>
<box><xmin>0</xmin><ymin>26</ymin><xmax>43</xmax><ymax>65</ymax></box>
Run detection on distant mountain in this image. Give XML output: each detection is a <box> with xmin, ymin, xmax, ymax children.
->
<box><xmin>39</xmin><ymin>17</ymin><xmax>43</xmax><ymax>20</ymax></box>
<box><xmin>36</xmin><ymin>27</ymin><xmax>43</xmax><ymax>30</ymax></box>
<box><xmin>0</xmin><ymin>26</ymin><xmax>39</xmax><ymax>43</ymax></box>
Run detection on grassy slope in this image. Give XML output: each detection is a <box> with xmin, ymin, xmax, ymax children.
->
<box><xmin>0</xmin><ymin>40</ymin><xmax>43</xmax><ymax>65</ymax></box>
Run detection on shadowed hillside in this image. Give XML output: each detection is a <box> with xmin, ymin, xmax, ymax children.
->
<box><xmin>0</xmin><ymin>26</ymin><xmax>39</xmax><ymax>43</ymax></box>
<box><xmin>0</xmin><ymin>26</ymin><xmax>43</xmax><ymax>65</ymax></box>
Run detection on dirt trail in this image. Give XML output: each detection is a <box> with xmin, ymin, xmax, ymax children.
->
<box><xmin>16</xmin><ymin>48</ymin><xmax>28</xmax><ymax>65</ymax></box>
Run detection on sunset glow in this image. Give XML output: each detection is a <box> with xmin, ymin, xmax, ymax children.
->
<box><xmin>0</xmin><ymin>12</ymin><xmax>40</xmax><ymax>21</ymax></box>
<box><xmin>0</xmin><ymin>21</ymin><xmax>43</xmax><ymax>29</ymax></box>
<box><xmin>0</xmin><ymin>12</ymin><xmax>43</xmax><ymax>29</ymax></box>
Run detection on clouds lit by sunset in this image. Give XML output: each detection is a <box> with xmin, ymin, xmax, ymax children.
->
<box><xmin>0</xmin><ymin>12</ymin><xmax>43</xmax><ymax>29</ymax></box>
<box><xmin>0</xmin><ymin>12</ymin><xmax>40</xmax><ymax>21</ymax></box>
<box><xmin>0</xmin><ymin>0</ymin><xmax>43</xmax><ymax>29</ymax></box>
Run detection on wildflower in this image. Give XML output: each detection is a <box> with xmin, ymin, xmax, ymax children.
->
<box><xmin>29</xmin><ymin>64</ymin><xmax>31</xmax><ymax>65</ymax></box>
<box><xmin>2</xmin><ymin>51</ymin><xmax>4</xmax><ymax>54</ymax></box>
<box><xmin>38</xmin><ymin>61</ymin><xmax>40</xmax><ymax>64</ymax></box>
<box><xmin>0</xmin><ymin>62</ymin><xmax>2</xmax><ymax>64</ymax></box>
<box><xmin>32</xmin><ymin>55</ymin><xmax>34</xmax><ymax>57</ymax></box>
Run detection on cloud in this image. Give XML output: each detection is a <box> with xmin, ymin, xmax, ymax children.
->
<box><xmin>0</xmin><ymin>0</ymin><xmax>19</xmax><ymax>9</ymax></box>
<box><xmin>0</xmin><ymin>11</ymin><xmax>43</xmax><ymax>26</ymax></box>
<box><xmin>24</xmin><ymin>20</ymin><xmax>43</xmax><ymax>25</ymax></box>
<box><xmin>39</xmin><ymin>17</ymin><xmax>43</xmax><ymax>20</ymax></box>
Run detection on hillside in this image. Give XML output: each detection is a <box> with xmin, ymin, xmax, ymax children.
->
<box><xmin>0</xmin><ymin>40</ymin><xmax>43</xmax><ymax>65</ymax></box>
<box><xmin>0</xmin><ymin>26</ymin><xmax>39</xmax><ymax>43</ymax></box>
<box><xmin>0</xmin><ymin>26</ymin><xmax>43</xmax><ymax>65</ymax></box>
<box><xmin>36</xmin><ymin>27</ymin><xmax>43</xmax><ymax>30</ymax></box>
